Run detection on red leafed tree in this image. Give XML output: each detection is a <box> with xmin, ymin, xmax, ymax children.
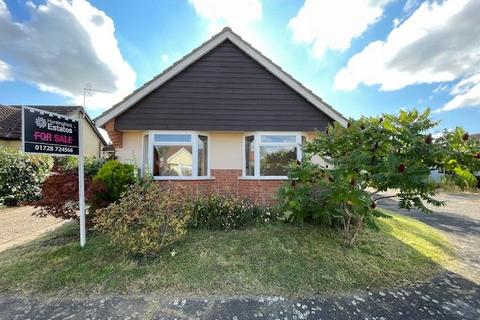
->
<box><xmin>32</xmin><ymin>173</ymin><xmax>107</xmax><ymax>227</ymax></box>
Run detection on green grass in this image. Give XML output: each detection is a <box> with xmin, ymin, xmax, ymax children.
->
<box><xmin>0</xmin><ymin>210</ymin><xmax>455</xmax><ymax>297</ymax></box>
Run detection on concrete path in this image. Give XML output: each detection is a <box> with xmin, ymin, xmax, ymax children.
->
<box><xmin>0</xmin><ymin>272</ymin><xmax>478</xmax><ymax>319</ymax></box>
<box><xmin>0</xmin><ymin>206</ymin><xmax>65</xmax><ymax>252</ymax></box>
<box><xmin>0</xmin><ymin>192</ymin><xmax>479</xmax><ymax>319</ymax></box>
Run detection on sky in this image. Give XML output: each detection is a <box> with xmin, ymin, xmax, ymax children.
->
<box><xmin>0</xmin><ymin>0</ymin><xmax>479</xmax><ymax>134</ymax></box>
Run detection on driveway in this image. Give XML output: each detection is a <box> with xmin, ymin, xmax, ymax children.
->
<box><xmin>377</xmin><ymin>191</ymin><xmax>480</xmax><ymax>284</ymax></box>
<box><xmin>0</xmin><ymin>206</ymin><xmax>65</xmax><ymax>252</ymax></box>
<box><xmin>0</xmin><ymin>193</ymin><xmax>479</xmax><ymax>319</ymax></box>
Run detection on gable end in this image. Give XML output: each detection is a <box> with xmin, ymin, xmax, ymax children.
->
<box><xmin>115</xmin><ymin>40</ymin><xmax>335</xmax><ymax>131</ymax></box>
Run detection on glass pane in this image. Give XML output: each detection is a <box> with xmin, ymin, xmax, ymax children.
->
<box><xmin>142</xmin><ymin>135</ymin><xmax>148</xmax><ymax>174</ymax></box>
<box><xmin>260</xmin><ymin>146</ymin><xmax>296</xmax><ymax>176</ymax></box>
<box><xmin>198</xmin><ymin>135</ymin><xmax>208</xmax><ymax>176</ymax></box>
<box><xmin>302</xmin><ymin>136</ymin><xmax>307</xmax><ymax>145</ymax></box>
<box><xmin>260</xmin><ymin>135</ymin><xmax>296</xmax><ymax>143</ymax></box>
<box><xmin>154</xmin><ymin>134</ymin><xmax>191</xmax><ymax>143</ymax></box>
<box><xmin>245</xmin><ymin>135</ymin><xmax>255</xmax><ymax>176</ymax></box>
<box><xmin>153</xmin><ymin>145</ymin><xmax>193</xmax><ymax>176</ymax></box>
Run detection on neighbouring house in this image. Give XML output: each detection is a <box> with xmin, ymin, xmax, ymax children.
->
<box><xmin>95</xmin><ymin>27</ymin><xmax>347</xmax><ymax>204</ymax></box>
<box><xmin>0</xmin><ymin>104</ymin><xmax>107</xmax><ymax>158</ymax></box>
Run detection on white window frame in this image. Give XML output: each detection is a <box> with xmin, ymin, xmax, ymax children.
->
<box><xmin>242</xmin><ymin>132</ymin><xmax>304</xmax><ymax>180</ymax></box>
<box><xmin>146</xmin><ymin>131</ymin><xmax>211</xmax><ymax>180</ymax></box>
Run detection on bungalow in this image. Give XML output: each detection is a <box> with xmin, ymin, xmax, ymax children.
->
<box><xmin>95</xmin><ymin>27</ymin><xmax>347</xmax><ymax>204</ymax></box>
<box><xmin>0</xmin><ymin>105</ymin><xmax>107</xmax><ymax>158</ymax></box>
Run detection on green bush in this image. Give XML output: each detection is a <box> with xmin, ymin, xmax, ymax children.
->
<box><xmin>438</xmin><ymin>175</ymin><xmax>478</xmax><ymax>192</ymax></box>
<box><xmin>93</xmin><ymin>160</ymin><xmax>137</xmax><ymax>204</ymax></box>
<box><xmin>55</xmin><ymin>156</ymin><xmax>106</xmax><ymax>177</ymax></box>
<box><xmin>189</xmin><ymin>193</ymin><xmax>278</xmax><ymax>230</ymax></box>
<box><xmin>94</xmin><ymin>181</ymin><xmax>191</xmax><ymax>256</ymax></box>
<box><xmin>0</xmin><ymin>147</ymin><xmax>53</xmax><ymax>207</ymax></box>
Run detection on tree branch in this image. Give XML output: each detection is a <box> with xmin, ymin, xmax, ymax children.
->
<box><xmin>373</xmin><ymin>194</ymin><xmax>398</xmax><ymax>202</ymax></box>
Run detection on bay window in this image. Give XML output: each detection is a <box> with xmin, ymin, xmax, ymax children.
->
<box><xmin>149</xmin><ymin>132</ymin><xmax>209</xmax><ymax>179</ymax></box>
<box><xmin>243</xmin><ymin>133</ymin><xmax>304</xmax><ymax>178</ymax></box>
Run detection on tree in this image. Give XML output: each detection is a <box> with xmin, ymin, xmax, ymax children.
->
<box><xmin>278</xmin><ymin>109</ymin><xmax>480</xmax><ymax>246</ymax></box>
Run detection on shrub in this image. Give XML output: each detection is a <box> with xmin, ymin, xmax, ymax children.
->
<box><xmin>33</xmin><ymin>173</ymin><xmax>90</xmax><ymax>220</ymax></box>
<box><xmin>55</xmin><ymin>156</ymin><xmax>106</xmax><ymax>177</ymax></box>
<box><xmin>32</xmin><ymin>160</ymin><xmax>134</xmax><ymax>227</ymax></box>
<box><xmin>278</xmin><ymin>110</ymin><xmax>480</xmax><ymax>246</ymax></box>
<box><xmin>93</xmin><ymin>160</ymin><xmax>137</xmax><ymax>204</ymax></box>
<box><xmin>437</xmin><ymin>175</ymin><xmax>478</xmax><ymax>193</ymax></box>
<box><xmin>94</xmin><ymin>181</ymin><xmax>191</xmax><ymax>256</ymax></box>
<box><xmin>0</xmin><ymin>147</ymin><xmax>53</xmax><ymax>207</ymax></box>
<box><xmin>189</xmin><ymin>193</ymin><xmax>277</xmax><ymax>230</ymax></box>
<box><xmin>32</xmin><ymin>173</ymin><xmax>107</xmax><ymax>227</ymax></box>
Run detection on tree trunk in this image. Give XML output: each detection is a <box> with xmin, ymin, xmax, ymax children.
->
<box><xmin>347</xmin><ymin>216</ymin><xmax>364</xmax><ymax>246</ymax></box>
<box><xmin>342</xmin><ymin>204</ymin><xmax>364</xmax><ymax>247</ymax></box>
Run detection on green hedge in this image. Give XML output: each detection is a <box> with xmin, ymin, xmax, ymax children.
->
<box><xmin>0</xmin><ymin>147</ymin><xmax>53</xmax><ymax>207</ymax></box>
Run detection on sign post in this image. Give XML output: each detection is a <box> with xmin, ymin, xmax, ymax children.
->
<box><xmin>22</xmin><ymin>106</ymin><xmax>86</xmax><ymax>247</ymax></box>
<box><xmin>77</xmin><ymin>111</ymin><xmax>86</xmax><ymax>247</ymax></box>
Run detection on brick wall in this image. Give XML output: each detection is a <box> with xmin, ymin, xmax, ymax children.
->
<box><xmin>104</xmin><ymin>119</ymin><xmax>123</xmax><ymax>148</ymax></box>
<box><xmin>156</xmin><ymin>169</ymin><xmax>284</xmax><ymax>206</ymax></box>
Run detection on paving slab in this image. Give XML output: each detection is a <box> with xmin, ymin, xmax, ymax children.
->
<box><xmin>0</xmin><ymin>206</ymin><xmax>65</xmax><ymax>252</ymax></box>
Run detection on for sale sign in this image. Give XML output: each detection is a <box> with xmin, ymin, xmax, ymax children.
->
<box><xmin>22</xmin><ymin>106</ymin><xmax>79</xmax><ymax>156</ymax></box>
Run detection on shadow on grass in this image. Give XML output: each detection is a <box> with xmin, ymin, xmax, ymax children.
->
<box><xmin>378</xmin><ymin>197</ymin><xmax>480</xmax><ymax>237</ymax></box>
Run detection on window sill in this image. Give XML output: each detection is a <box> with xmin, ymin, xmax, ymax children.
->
<box><xmin>238</xmin><ymin>176</ymin><xmax>289</xmax><ymax>181</ymax></box>
<box><xmin>153</xmin><ymin>176</ymin><xmax>216</xmax><ymax>181</ymax></box>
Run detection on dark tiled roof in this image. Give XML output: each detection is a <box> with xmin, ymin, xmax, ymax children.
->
<box><xmin>12</xmin><ymin>105</ymin><xmax>81</xmax><ymax>116</ymax></box>
<box><xmin>0</xmin><ymin>105</ymin><xmax>21</xmax><ymax>140</ymax></box>
<box><xmin>0</xmin><ymin>105</ymin><xmax>106</xmax><ymax>145</ymax></box>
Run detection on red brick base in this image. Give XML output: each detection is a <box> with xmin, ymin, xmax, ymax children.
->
<box><xmin>156</xmin><ymin>169</ymin><xmax>285</xmax><ymax>206</ymax></box>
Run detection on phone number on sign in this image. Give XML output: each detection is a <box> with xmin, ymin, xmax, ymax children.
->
<box><xmin>34</xmin><ymin>144</ymin><xmax>74</xmax><ymax>153</ymax></box>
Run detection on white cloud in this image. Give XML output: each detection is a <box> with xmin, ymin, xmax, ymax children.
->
<box><xmin>0</xmin><ymin>0</ymin><xmax>135</xmax><ymax>110</ymax></box>
<box><xmin>433</xmin><ymin>84</ymin><xmax>449</xmax><ymax>94</ymax></box>
<box><xmin>288</xmin><ymin>0</ymin><xmax>389</xmax><ymax>58</ymax></box>
<box><xmin>334</xmin><ymin>0</ymin><xmax>480</xmax><ymax>111</ymax></box>
<box><xmin>403</xmin><ymin>0</ymin><xmax>419</xmax><ymax>13</ymax></box>
<box><xmin>187</xmin><ymin>0</ymin><xmax>269</xmax><ymax>56</ymax></box>
<box><xmin>0</xmin><ymin>60</ymin><xmax>11</xmax><ymax>81</ymax></box>
<box><xmin>188</xmin><ymin>0</ymin><xmax>262</xmax><ymax>35</ymax></box>
<box><xmin>435</xmin><ymin>73</ymin><xmax>480</xmax><ymax>112</ymax></box>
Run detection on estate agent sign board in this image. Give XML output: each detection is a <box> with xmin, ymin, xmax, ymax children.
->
<box><xmin>22</xmin><ymin>106</ymin><xmax>86</xmax><ymax>247</ymax></box>
<box><xmin>22</xmin><ymin>106</ymin><xmax>79</xmax><ymax>156</ymax></box>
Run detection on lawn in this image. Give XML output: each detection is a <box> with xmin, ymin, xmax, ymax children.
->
<box><xmin>0</xmin><ymin>210</ymin><xmax>455</xmax><ymax>297</ymax></box>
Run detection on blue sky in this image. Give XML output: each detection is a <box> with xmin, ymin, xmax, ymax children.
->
<box><xmin>0</xmin><ymin>0</ymin><xmax>479</xmax><ymax>134</ymax></box>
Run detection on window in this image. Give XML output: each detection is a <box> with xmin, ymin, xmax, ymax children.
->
<box><xmin>198</xmin><ymin>135</ymin><xmax>208</xmax><ymax>176</ymax></box>
<box><xmin>150</xmin><ymin>132</ymin><xmax>209</xmax><ymax>179</ymax></box>
<box><xmin>245</xmin><ymin>135</ymin><xmax>255</xmax><ymax>176</ymax></box>
<box><xmin>244</xmin><ymin>133</ymin><xmax>304</xmax><ymax>178</ymax></box>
